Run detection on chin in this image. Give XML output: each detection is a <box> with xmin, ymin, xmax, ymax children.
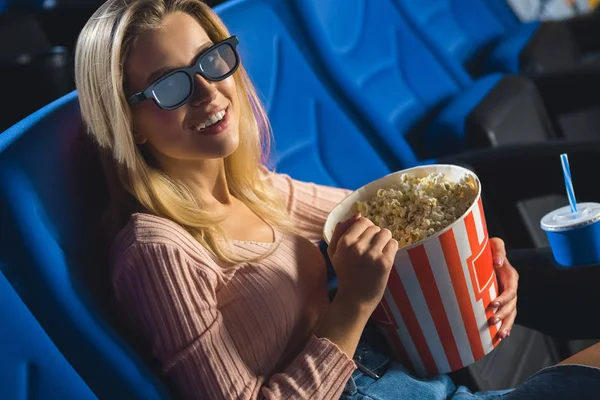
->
<box><xmin>202</xmin><ymin>143</ymin><xmax>239</xmax><ymax>160</ymax></box>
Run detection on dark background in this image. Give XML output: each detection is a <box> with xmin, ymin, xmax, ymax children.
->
<box><xmin>0</xmin><ymin>0</ymin><xmax>225</xmax><ymax>132</ymax></box>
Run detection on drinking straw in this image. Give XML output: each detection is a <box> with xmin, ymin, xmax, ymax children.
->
<box><xmin>561</xmin><ymin>153</ymin><xmax>578</xmax><ymax>214</ymax></box>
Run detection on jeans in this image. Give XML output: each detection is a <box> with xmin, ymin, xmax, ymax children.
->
<box><xmin>340</xmin><ymin>247</ymin><xmax>600</xmax><ymax>399</ymax></box>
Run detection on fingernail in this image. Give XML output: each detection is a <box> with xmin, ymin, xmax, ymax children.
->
<box><xmin>494</xmin><ymin>256</ymin><xmax>504</xmax><ymax>267</ymax></box>
<box><xmin>502</xmin><ymin>330</ymin><xmax>510</xmax><ymax>339</ymax></box>
<box><xmin>491</xmin><ymin>301</ymin><xmax>501</xmax><ymax>308</ymax></box>
<box><xmin>490</xmin><ymin>317</ymin><xmax>500</xmax><ymax>325</ymax></box>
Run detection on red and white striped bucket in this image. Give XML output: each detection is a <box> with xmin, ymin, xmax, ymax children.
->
<box><xmin>324</xmin><ymin>165</ymin><xmax>501</xmax><ymax>377</ymax></box>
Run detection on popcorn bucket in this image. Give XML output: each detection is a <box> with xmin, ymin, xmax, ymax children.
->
<box><xmin>323</xmin><ymin>165</ymin><xmax>501</xmax><ymax>377</ymax></box>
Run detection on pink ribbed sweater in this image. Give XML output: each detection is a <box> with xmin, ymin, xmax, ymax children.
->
<box><xmin>109</xmin><ymin>171</ymin><xmax>356</xmax><ymax>400</ymax></box>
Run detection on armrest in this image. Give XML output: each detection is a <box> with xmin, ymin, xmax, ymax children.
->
<box><xmin>530</xmin><ymin>66</ymin><xmax>600</xmax><ymax>116</ymax></box>
<box><xmin>518</xmin><ymin>22</ymin><xmax>580</xmax><ymax>75</ymax></box>
<box><xmin>509</xmin><ymin>246</ymin><xmax>600</xmax><ymax>340</ymax></box>
<box><xmin>427</xmin><ymin>75</ymin><xmax>558</xmax><ymax>160</ymax></box>
<box><xmin>465</xmin><ymin>74</ymin><xmax>557</xmax><ymax>148</ymax></box>
<box><xmin>439</xmin><ymin>141</ymin><xmax>600</xmax><ymax>247</ymax></box>
<box><xmin>564</xmin><ymin>12</ymin><xmax>600</xmax><ymax>55</ymax></box>
<box><xmin>440</xmin><ymin>140</ymin><xmax>600</xmax><ymax>205</ymax></box>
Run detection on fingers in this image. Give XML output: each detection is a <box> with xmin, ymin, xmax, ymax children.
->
<box><xmin>329</xmin><ymin>213</ymin><xmax>361</xmax><ymax>256</ymax></box>
<box><xmin>497</xmin><ymin>304</ymin><xmax>517</xmax><ymax>339</ymax></box>
<box><xmin>357</xmin><ymin>225</ymin><xmax>382</xmax><ymax>249</ymax></box>
<box><xmin>491</xmin><ymin>296</ymin><xmax>517</xmax><ymax>323</ymax></box>
<box><xmin>488</xmin><ymin>297</ymin><xmax>517</xmax><ymax>339</ymax></box>
<box><xmin>338</xmin><ymin>217</ymin><xmax>375</xmax><ymax>245</ymax></box>
<box><xmin>488</xmin><ymin>254</ymin><xmax>518</xmax><ymax>339</ymax></box>
<box><xmin>490</xmin><ymin>237</ymin><xmax>507</xmax><ymax>268</ymax></box>
<box><xmin>382</xmin><ymin>236</ymin><xmax>399</xmax><ymax>259</ymax></box>
<box><xmin>490</xmin><ymin>268</ymin><xmax>517</xmax><ymax>307</ymax></box>
<box><xmin>369</xmin><ymin>228</ymin><xmax>393</xmax><ymax>252</ymax></box>
<box><xmin>494</xmin><ymin>261</ymin><xmax>519</xmax><ymax>294</ymax></box>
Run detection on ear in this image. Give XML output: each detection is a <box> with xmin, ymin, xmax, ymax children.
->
<box><xmin>133</xmin><ymin>132</ymin><xmax>147</xmax><ymax>145</ymax></box>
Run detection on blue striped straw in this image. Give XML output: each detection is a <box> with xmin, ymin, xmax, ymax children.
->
<box><xmin>561</xmin><ymin>153</ymin><xmax>578</xmax><ymax>214</ymax></box>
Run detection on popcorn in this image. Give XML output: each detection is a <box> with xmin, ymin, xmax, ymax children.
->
<box><xmin>354</xmin><ymin>172</ymin><xmax>478</xmax><ymax>248</ymax></box>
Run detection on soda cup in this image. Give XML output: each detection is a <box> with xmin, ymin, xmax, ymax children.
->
<box><xmin>323</xmin><ymin>165</ymin><xmax>501</xmax><ymax>377</ymax></box>
<box><xmin>541</xmin><ymin>203</ymin><xmax>600</xmax><ymax>267</ymax></box>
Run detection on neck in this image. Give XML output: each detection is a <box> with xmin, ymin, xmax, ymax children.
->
<box><xmin>161</xmin><ymin>157</ymin><xmax>233</xmax><ymax>210</ymax></box>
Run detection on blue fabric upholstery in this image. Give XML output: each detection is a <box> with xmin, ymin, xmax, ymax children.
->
<box><xmin>484</xmin><ymin>0</ymin><xmax>522</xmax><ymax>29</ymax></box>
<box><xmin>486</xmin><ymin>22</ymin><xmax>541</xmax><ymax>74</ymax></box>
<box><xmin>0</xmin><ymin>4</ymin><xmax>413</xmax><ymax>397</ymax></box>
<box><xmin>289</xmin><ymin>0</ymin><xmax>505</xmax><ymax>158</ymax></box>
<box><xmin>291</xmin><ymin>0</ymin><xmax>463</xmax><ymax>143</ymax></box>
<box><xmin>427</xmin><ymin>74</ymin><xmax>503</xmax><ymax>156</ymax></box>
<box><xmin>215</xmin><ymin>0</ymin><xmax>411</xmax><ymax>188</ymax></box>
<box><xmin>0</xmin><ymin>270</ymin><xmax>98</xmax><ymax>400</ymax></box>
<box><xmin>392</xmin><ymin>0</ymin><xmax>540</xmax><ymax>76</ymax></box>
<box><xmin>0</xmin><ymin>92</ymin><xmax>174</xmax><ymax>400</ymax></box>
<box><xmin>393</xmin><ymin>0</ymin><xmax>506</xmax><ymax>71</ymax></box>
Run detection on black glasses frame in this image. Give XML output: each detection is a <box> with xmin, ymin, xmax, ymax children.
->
<box><xmin>128</xmin><ymin>36</ymin><xmax>240</xmax><ymax>110</ymax></box>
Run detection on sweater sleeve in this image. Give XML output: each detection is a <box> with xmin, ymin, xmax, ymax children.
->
<box><xmin>112</xmin><ymin>243</ymin><xmax>356</xmax><ymax>400</ymax></box>
<box><xmin>264</xmin><ymin>170</ymin><xmax>352</xmax><ymax>244</ymax></box>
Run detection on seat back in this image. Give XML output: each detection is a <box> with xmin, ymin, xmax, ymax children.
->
<box><xmin>393</xmin><ymin>0</ymin><xmax>542</xmax><ymax>76</ymax></box>
<box><xmin>0</xmin><ymin>92</ymin><xmax>174</xmax><ymax>400</ymax></box>
<box><xmin>0</xmin><ymin>270</ymin><xmax>98</xmax><ymax>400</ymax></box>
<box><xmin>288</xmin><ymin>0</ymin><xmax>474</xmax><ymax>158</ymax></box>
<box><xmin>392</xmin><ymin>0</ymin><xmax>508</xmax><ymax>71</ymax></box>
<box><xmin>484</xmin><ymin>0</ymin><xmax>521</xmax><ymax>29</ymax></box>
<box><xmin>215</xmin><ymin>0</ymin><xmax>413</xmax><ymax>187</ymax></box>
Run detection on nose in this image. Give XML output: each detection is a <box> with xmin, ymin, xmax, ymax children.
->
<box><xmin>189</xmin><ymin>73</ymin><xmax>218</xmax><ymax>107</ymax></box>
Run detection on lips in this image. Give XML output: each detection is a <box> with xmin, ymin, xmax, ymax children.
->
<box><xmin>189</xmin><ymin>106</ymin><xmax>231</xmax><ymax>135</ymax></box>
<box><xmin>190</xmin><ymin>107</ymin><xmax>228</xmax><ymax>132</ymax></box>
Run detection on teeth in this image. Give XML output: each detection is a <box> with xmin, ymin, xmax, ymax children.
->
<box><xmin>193</xmin><ymin>110</ymin><xmax>226</xmax><ymax>131</ymax></box>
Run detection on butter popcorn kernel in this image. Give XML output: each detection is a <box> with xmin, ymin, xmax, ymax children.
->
<box><xmin>354</xmin><ymin>172</ymin><xmax>478</xmax><ymax>248</ymax></box>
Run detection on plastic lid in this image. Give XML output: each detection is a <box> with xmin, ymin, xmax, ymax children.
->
<box><xmin>540</xmin><ymin>202</ymin><xmax>600</xmax><ymax>232</ymax></box>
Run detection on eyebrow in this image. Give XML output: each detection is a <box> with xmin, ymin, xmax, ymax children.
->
<box><xmin>145</xmin><ymin>41</ymin><xmax>214</xmax><ymax>85</ymax></box>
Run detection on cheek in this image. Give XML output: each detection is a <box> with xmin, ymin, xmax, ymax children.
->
<box><xmin>154</xmin><ymin>109</ymin><xmax>181</xmax><ymax>125</ymax></box>
<box><xmin>134</xmin><ymin>103</ymin><xmax>184</xmax><ymax>133</ymax></box>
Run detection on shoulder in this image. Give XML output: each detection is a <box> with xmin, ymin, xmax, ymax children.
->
<box><xmin>109</xmin><ymin>213</ymin><xmax>221</xmax><ymax>279</ymax></box>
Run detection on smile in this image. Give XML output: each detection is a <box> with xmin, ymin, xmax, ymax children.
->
<box><xmin>192</xmin><ymin>109</ymin><xmax>227</xmax><ymax>131</ymax></box>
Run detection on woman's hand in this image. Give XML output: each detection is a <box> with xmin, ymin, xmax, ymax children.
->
<box><xmin>488</xmin><ymin>238</ymin><xmax>519</xmax><ymax>340</ymax></box>
<box><xmin>328</xmin><ymin>214</ymin><xmax>398</xmax><ymax>314</ymax></box>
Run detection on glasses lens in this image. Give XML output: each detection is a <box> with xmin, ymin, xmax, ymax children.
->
<box><xmin>200</xmin><ymin>44</ymin><xmax>237</xmax><ymax>80</ymax></box>
<box><xmin>152</xmin><ymin>71</ymin><xmax>191</xmax><ymax>108</ymax></box>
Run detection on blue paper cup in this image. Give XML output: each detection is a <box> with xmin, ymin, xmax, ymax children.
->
<box><xmin>540</xmin><ymin>202</ymin><xmax>600</xmax><ymax>267</ymax></box>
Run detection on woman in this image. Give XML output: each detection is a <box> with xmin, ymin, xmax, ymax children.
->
<box><xmin>74</xmin><ymin>0</ymin><xmax>600</xmax><ymax>399</ymax></box>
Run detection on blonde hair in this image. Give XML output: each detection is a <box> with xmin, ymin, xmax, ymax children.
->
<box><xmin>75</xmin><ymin>0</ymin><xmax>295</xmax><ymax>264</ymax></box>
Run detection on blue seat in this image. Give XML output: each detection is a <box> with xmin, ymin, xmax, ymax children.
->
<box><xmin>217</xmin><ymin>0</ymin><xmax>591</xmax><ymax>392</ymax></box>
<box><xmin>483</xmin><ymin>0</ymin><xmax>522</xmax><ymax>30</ymax></box>
<box><xmin>0</xmin><ymin>91</ymin><xmax>174</xmax><ymax>400</ymax></box>
<box><xmin>215</xmin><ymin>0</ymin><xmax>581</xmax><ymax>248</ymax></box>
<box><xmin>0</xmin><ymin>4</ymin><xmax>405</xmax><ymax>398</ymax></box>
<box><xmin>287</xmin><ymin>0</ymin><xmax>521</xmax><ymax>158</ymax></box>
<box><xmin>290</xmin><ymin>0</ymin><xmax>600</xmax><ymax>151</ymax></box>
<box><xmin>393</xmin><ymin>0</ymin><xmax>540</xmax><ymax>75</ymax></box>
<box><xmin>392</xmin><ymin>0</ymin><xmax>583</xmax><ymax>76</ymax></box>
<box><xmin>216</xmin><ymin>0</ymin><xmax>410</xmax><ymax>190</ymax></box>
<box><xmin>0</xmin><ymin>270</ymin><xmax>98</xmax><ymax>400</ymax></box>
